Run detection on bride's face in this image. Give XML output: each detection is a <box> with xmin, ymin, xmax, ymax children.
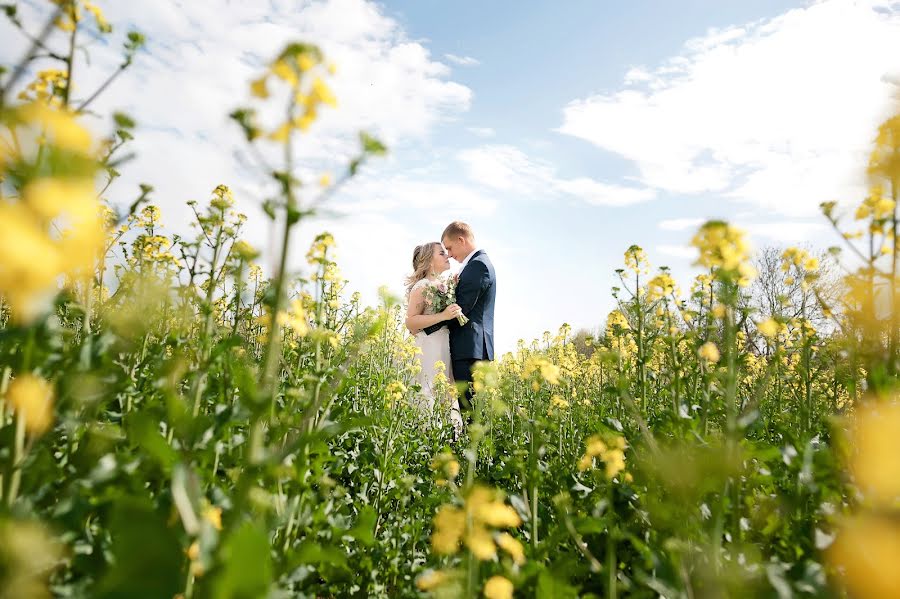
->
<box><xmin>430</xmin><ymin>244</ymin><xmax>451</xmax><ymax>274</ymax></box>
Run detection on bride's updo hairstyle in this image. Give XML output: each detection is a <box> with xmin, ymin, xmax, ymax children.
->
<box><xmin>405</xmin><ymin>242</ymin><xmax>440</xmax><ymax>294</ymax></box>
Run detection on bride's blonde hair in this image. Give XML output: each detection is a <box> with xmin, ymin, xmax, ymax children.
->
<box><xmin>405</xmin><ymin>242</ymin><xmax>440</xmax><ymax>294</ymax></box>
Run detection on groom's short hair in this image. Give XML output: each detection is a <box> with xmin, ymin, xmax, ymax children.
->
<box><xmin>442</xmin><ymin>221</ymin><xmax>474</xmax><ymax>241</ymax></box>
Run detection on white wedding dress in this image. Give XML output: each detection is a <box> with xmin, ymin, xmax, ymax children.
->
<box><xmin>410</xmin><ymin>278</ymin><xmax>463</xmax><ymax>433</ymax></box>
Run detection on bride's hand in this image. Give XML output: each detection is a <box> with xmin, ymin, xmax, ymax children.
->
<box><xmin>441</xmin><ymin>303</ymin><xmax>461</xmax><ymax>321</ymax></box>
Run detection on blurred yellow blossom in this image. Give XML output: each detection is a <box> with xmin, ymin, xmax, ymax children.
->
<box><xmin>431</xmin><ymin>485</ymin><xmax>521</xmax><ymax>559</ymax></box>
<box><xmin>757</xmin><ymin>318</ymin><xmax>779</xmax><ymax>339</ymax></box>
<box><xmin>849</xmin><ymin>399</ymin><xmax>900</xmax><ymax>506</ymax></box>
<box><xmin>829</xmin><ymin>514</ymin><xmax>900</xmax><ymax>599</ymax></box>
<box><xmin>483</xmin><ymin>576</ymin><xmax>514</xmax><ymax>599</ymax></box>
<box><xmin>7</xmin><ymin>374</ymin><xmax>55</xmax><ymax>436</ymax></box>
<box><xmin>496</xmin><ymin>532</ymin><xmax>525</xmax><ymax>565</ymax></box>
<box><xmin>416</xmin><ymin>569</ymin><xmax>449</xmax><ymax>591</ymax></box>
<box><xmin>699</xmin><ymin>342</ymin><xmax>720</xmax><ymax>363</ymax></box>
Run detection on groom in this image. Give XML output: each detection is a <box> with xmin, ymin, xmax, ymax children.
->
<box><xmin>424</xmin><ymin>221</ymin><xmax>496</xmax><ymax>417</ymax></box>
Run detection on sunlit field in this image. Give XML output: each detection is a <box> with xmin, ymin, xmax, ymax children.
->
<box><xmin>1</xmin><ymin>2</ymin><xmax>899</xmax><ymax>598</ymax></box>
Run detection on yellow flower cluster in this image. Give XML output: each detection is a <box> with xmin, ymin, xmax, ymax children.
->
<box><xmin>647</xmin><ymin>272</ymin><xmax>676</xmax><ymax>300</ymax></box>
<box><xmin>384</xmin><ymin>381</ymin><xmax>407</xmax><ymax>408</ymax></box>
<box><xmin>623</xmin><ymin>244</ymin><xmax>650</xmax><ymax>275</ymax></box>
<box><xmin>756</xmin><ymin>318</ymin><xmax>782</xmax><ymax>339</ymax></box>
<box><xmin>523</xmin><ymin>356</ymin><xmax>560</xmax><ymax>390</ymax></box>
<box><xmin>690</xmin><ymin>221</ymin><xmax>755</xmax><ymax>285</ymax></box>
<box><xmin>698</xmin><ymin>341</ymin><xmax>721</xmax><ymax>363</ymax></box>
<box><xmin>781</xmin><ymin>247</ymin><xmax>818</xmax><ymax>272</ymax></box>
<box><xmin>431</xmin><ymin>451</ymin><xmax>460</xmax><ymax>487</ymax></box>
<box><xmin>277</xmin><ymin>298</ymin><xmax>310</xmax><ymax>338</ymax></box>
<box><xmin>307</xmin><ymin>232</ymin><xmax>336</xmax><ymax>265</ymax></box>
<box><xmin>51</xmin><ymin>0</ymin><xmax>111</xmax><ymax>33</ymax></box>
<box><xmin>431</xmin><ymin>485</ymin><xmax>523</xmax><ymax>561</ymax></box>
<box><xmin>249</xmin><ymin>45</ymin><xmax>338</xmax><ymax>141</ymax></box>
<box><xmin>17</xmin><ymin>69</ymin><xmax>68</xmax><ymax>106</ymax></box>
<box><xmin>577</xmin><ymin>434</ymin><xmax>627</xmax><ymax>479</ymax></box>
<box><xmin>0</xmin><ymin>103</ymin><xmax>105</xmax><ymax>322</ymax></box>
<box><xmin>209</xmin><ymin>184</ymin><xmax>235</xmax><ymax>211</ymax></box>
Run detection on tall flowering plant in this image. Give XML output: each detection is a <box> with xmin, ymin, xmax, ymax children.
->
<box><xmin>422</xmin><ymin>275</ymin><xmax>469</xmax><ymax>326</ymax></box>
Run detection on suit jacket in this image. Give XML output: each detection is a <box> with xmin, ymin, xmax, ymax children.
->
<box><xmin>424</xmin><ymin>250</ymin><xmax>495</xmax><ymax>361</ymax></box>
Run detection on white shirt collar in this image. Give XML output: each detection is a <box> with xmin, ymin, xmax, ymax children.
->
<box><xmin>459</xmin><ymin>248</ymin><xmax>479</xmax><ymax>269</ymax></box>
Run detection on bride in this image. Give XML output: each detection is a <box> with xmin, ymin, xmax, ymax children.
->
<box><xmin>405</xmin><ymin>242</ymin><xmax>464</xmax><ymax>432</ymax></box>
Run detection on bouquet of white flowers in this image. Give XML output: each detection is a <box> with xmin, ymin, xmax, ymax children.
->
<box><xmin>421</xmin><ymin>275</ymin><xmax>469</xmax><ymax>326</ymax></box>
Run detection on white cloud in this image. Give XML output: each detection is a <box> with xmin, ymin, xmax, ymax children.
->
<box><xmin>657</xmin><ymin>244</ymin><xmax>698</xmax><ymax>260</ymax></box>
<box><xmin>458</xmin><ymin>144</ymin><xmax>656</xmax><ymax>206</ymax></box>
<box><xmin>0</xmin><ymin>0</ymin><xmax>473</xmax><ymax>209</ymax></box>
<box><xmin>333</xmin><ymin>173</ymin><xmax>499</xmax><ymax>220</ymax></box>
<box><xmin>658</xmin><ymin>217</ymin><xmax>706</xmax><ymax>232</ymax></box>
<box><xmin>744</xmin><ymin>221</ymin><xmax>831</xmax><ymax>244</ymax></box>
<box><xmin>467</xmin><ymin>126</ymin><xmax>496</xmax><ymax>138</ymax></box>
<box><xmin>558</xmin><ymin>0</ymin><xmax>900</xmax><ymax>216</ymax></box>
<box><xmin>445</xmin><ymin>53</ymin><xmax>481</xmax><ymax>67</ymax></box>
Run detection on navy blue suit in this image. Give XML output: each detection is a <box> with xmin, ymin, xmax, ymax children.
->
<box><xmin>424</xmin><ymin>250</ymin><xmax>496</xmax><ymax>413</ymax></box>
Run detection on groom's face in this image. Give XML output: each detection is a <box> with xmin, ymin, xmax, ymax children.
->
<box><xmin>442</xmin><ymin>236</ymin><xmax>463</xmax><ymax>262</ymax></box>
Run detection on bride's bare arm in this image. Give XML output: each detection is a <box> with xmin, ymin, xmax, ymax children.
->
<box><xmin>405</xmin><ymin>287</ymin><xmax>460</xmax><ymax>334</ymax></box>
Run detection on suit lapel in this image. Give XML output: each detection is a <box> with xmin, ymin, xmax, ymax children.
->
<box><xmin>460</xmin><ymin>250</ymin><xmax>484</xmax><ymax>277</ymax></box>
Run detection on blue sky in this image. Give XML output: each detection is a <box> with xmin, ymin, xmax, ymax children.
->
<box><xmin>3</xmin><ymin>0</ymin><xmax>900</xmax><ymax>353</ymax></box>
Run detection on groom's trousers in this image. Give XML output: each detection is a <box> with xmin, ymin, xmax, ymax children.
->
<box><xmin>451</xmin><ymin>358</ymin><xmax>477</xmax><ymax>417</ymax></box>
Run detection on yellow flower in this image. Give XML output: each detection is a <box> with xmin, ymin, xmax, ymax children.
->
<box><xmin>757</xmin><ymin>318</ymin><xmax>779</xmax><ymax>339</ymax></box>
<box><xmin>7</xmin><ymin>374</ymin><xmax>55</xmax><ymax>436</ymax></box>
<box><xmin>711</xmin><ymin>304</ymin><xmax>726</xmax><ymax>319</ymax></box>
<box><xmin>270</xmin><ymin>59</ymin><xmax>298</xmax><ymax>86</ymax></box>
<box><xmin>295</xmin><ymin>107</ymin><xmax>317</xmax><ymax>131</ymax></box>
<box><xmin>310</xmin><ymin>77</ymin><xmax>337</xmax><ymax>107</ymax></box>
<box><xmin>297</xmin><ymin>53</ymin><xmax>316</xmax><ymax>72</ymax></box>
<box><xmin>431</xmin><ymin>452</ymin><xmax>460</xmax><ymax>479</ymax></box>
<box><xmin>465</xmin><ymin>526</ymin><xmax>496</xmax><ymax>560</ymax></box>
<box><xmin>277</xmin><ymin>299</ymin><xmax>309</xmax><ymax>337</ymax></box>
<box><xmin>604</xmin><ymin>448</ymin><xmax>626</xmax><ymax>479</ymax></box>
<box><xmin>84</xmin><ymin>1</ymin><xmax>111</xmax><ymax>32</ymax></box>
<box><xmin>432</xmin><ymin>505</ymin><xmax>465</xmax><ymax>554</ymax></box>
<box><xmin>691</xmin><ymin>221</ymin><xmax>751</xmax><ymax>273</ymax></box>
<box><xmin>829</xmin><ymin>513</ymin><xmax>900</xmax><ymax>599</ymax></box>
<box><xmin>432</xmin><ymin>485</ymin><xmax>522</xmax><ymax>560</ymax></box>
<box><xmin>187</xmin><ymin>541</ymin><xmax>200</xmax><ymax>561</ymax></box>
<box><xmin>496</xmin><ymin>532</ymin><xmax>525</xmax><ymax>565</ymax></box>
<box><xmin>202</xmin><ymin>506</ymin><xmax>222</xmax><ymax>530</ymax></box>
<box><xmin>850</xmin><ymin>400</ymin><xmax>900</xmax><ymax>506</ymax></box>
<box><xmin>20</xmin><ymin>102</ymin><xmax>92</xmax><ymax>153</ymax></box>
<box><xmin>550</xmin><ymin>395</ymin><xmax>569</xmax><ymax>410</ymax></box>
<box><xmin>483</xmin><ymin>576</ymin><xmax>514</xmax><ymax>599</ymax></box>
<box><xmin>469</xmin><ymin>487</ymin><xmax>522</xmax><ymax>528</ymax></box>
<box><xmin>250</xmin><ymin>76</ymin><xmax>269</xmax><ymax>99</ymax></box>
<box><xmin>698</xmin><ymin>341</ymin><xmax>720</xmax><ymax>363</ymax></box>
<box><xmin>623</xmin><ymin>244</ymin><xmax>649</xmax><ymax>274</ymax></box>
<box><xmin>578</xmin><ymin>434</ymin><xmax>627</xmax><ymax>479</ymax></box>
<box><xmin>268</xmin><ymin>122</ymin><xmax>292</xmax><ymax>142</ymax></box>
<box><xmin>232</xmin><ymin>240</ymin><xmax>259</xmax><ymax>262</ymax></box>
<box><xmin>318</xmin><ymin>172</ymin><xmax>332</xmax><ymax>187</ymax></box>
<box><xmin>416</xmin><ymin>570</ymin><xmax>448</xmax><ymax>591</ymax></box>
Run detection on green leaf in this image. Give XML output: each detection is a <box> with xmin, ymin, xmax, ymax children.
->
<box><xmin>95</xmin><ymin>497</ymin><xmax>182</xmax><ymax>599</ymax></box>
<box><xmin>113</xmin><ymin>112</ymin><xmax>136</xmax><ymax>129</ymax></box>
<box><xmin>129</xmin><ymin>413</ymin><xmax>177</xmax><ymax>471</ymax></box>
<box><xmin>536</xmin><ymin>570</ymin><xmax>580</xmax><ymax>599</ymax></box>
<box><xmin>359</xmin><ymin>131</ymin><xmax>387</xmax><ymax>156</ymax></box>
<box><xmin>347</xmin><ymin>506</ymin><xmax>377</xmax><ymax>546</ymax></box>
<box><xmin>212</xmin><ymin>522</ymin><xmax>273</xmax><ymax>599</ymax></box>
